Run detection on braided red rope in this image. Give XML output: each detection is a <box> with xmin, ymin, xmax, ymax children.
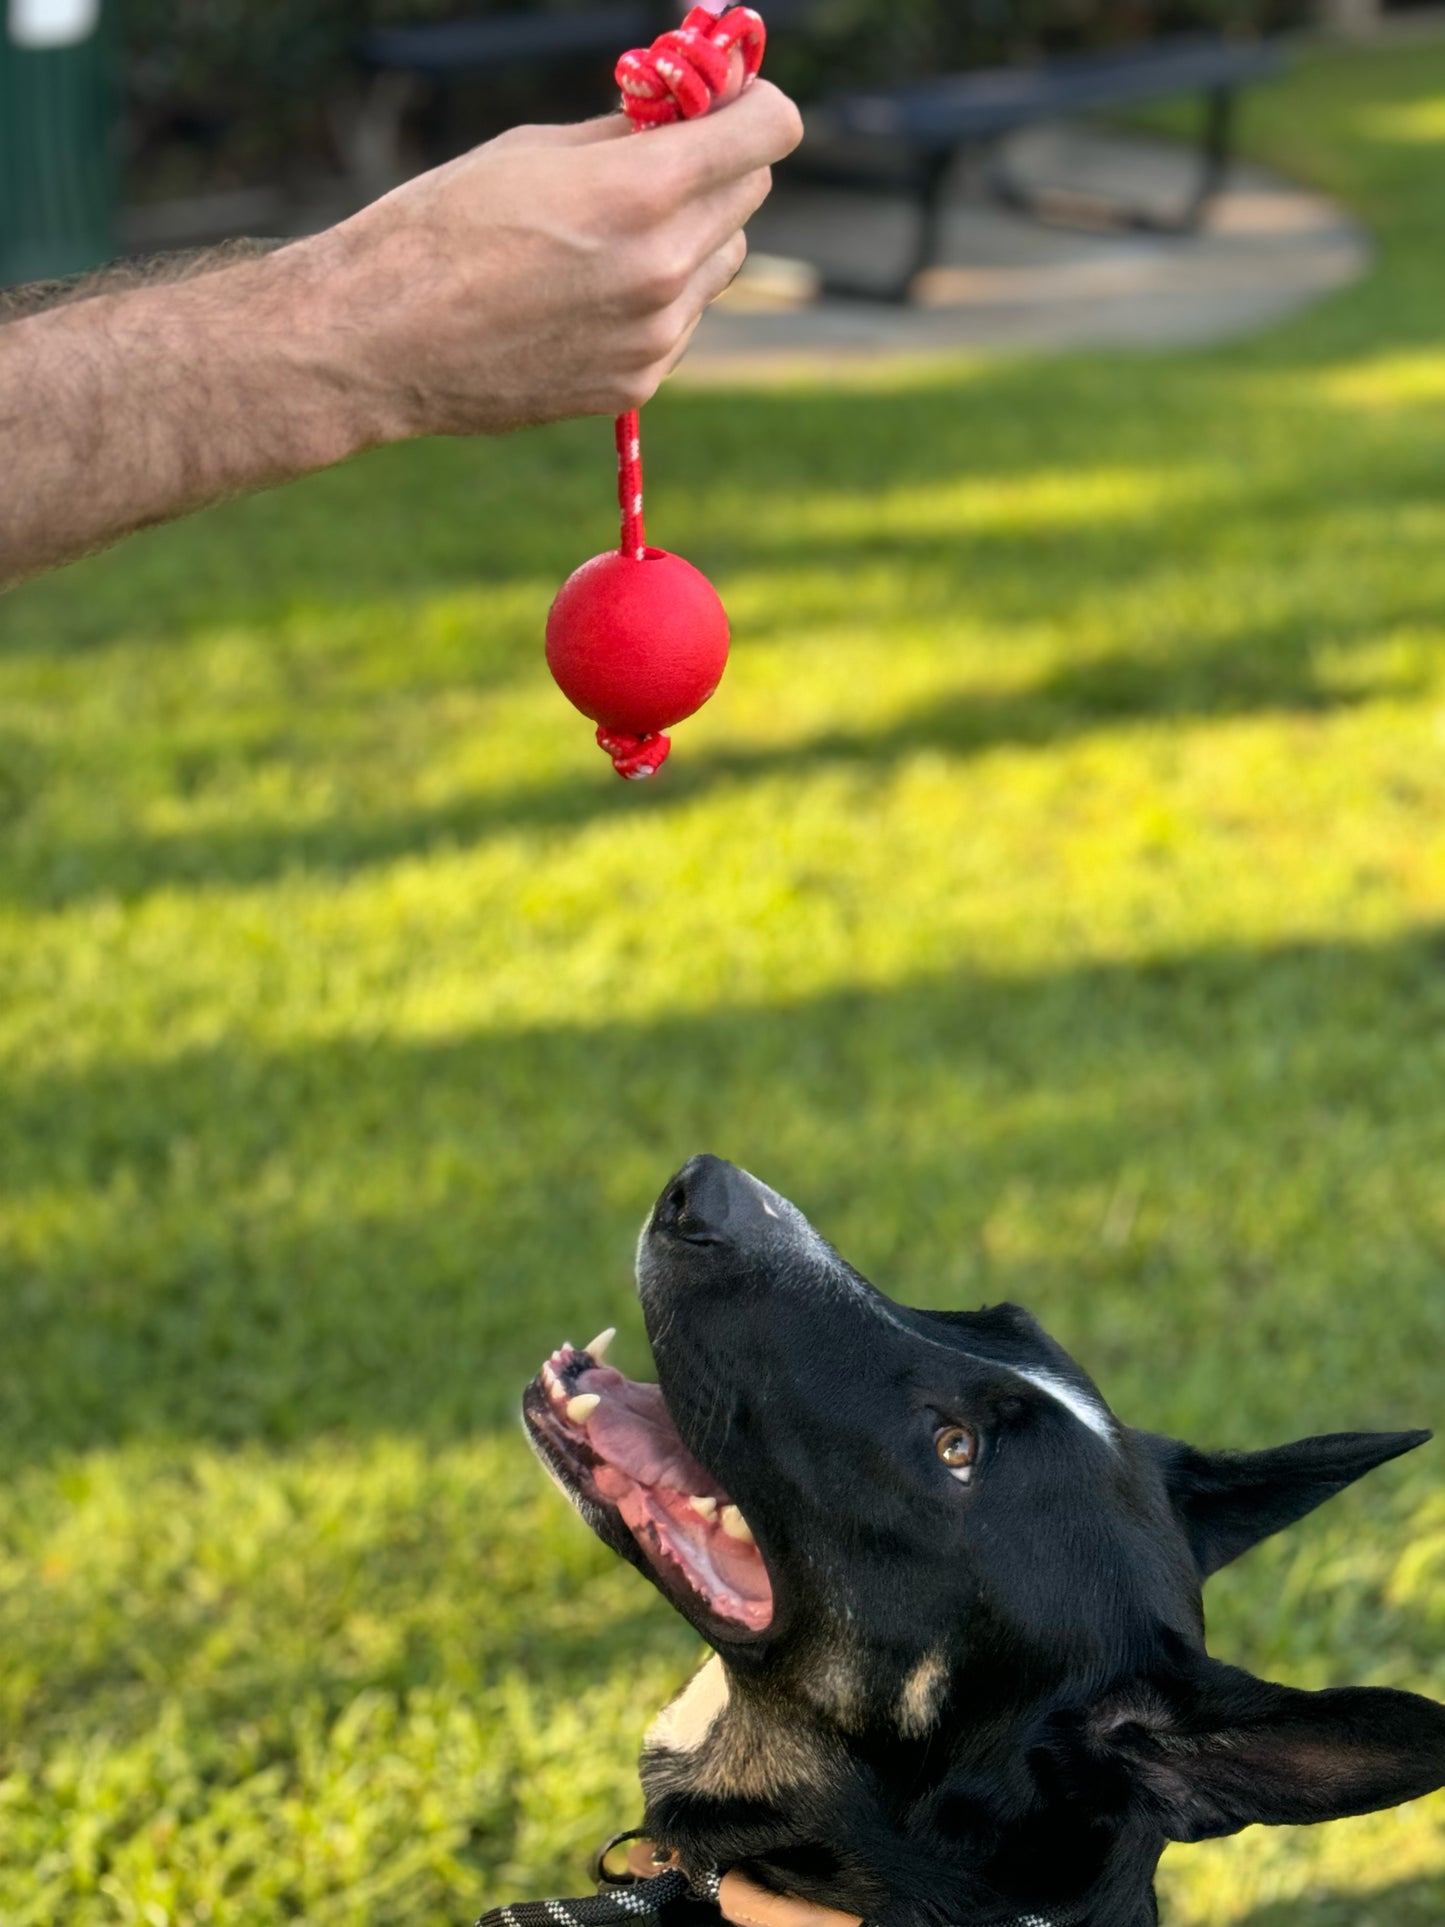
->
<box><xmin>616</xmin><ymin>412</ymin><xmax>645</xmax><ymax>563</ymax></box>
<box><xmin>615</xmin><ymin>1</ymin><xmax>766</xmax><ymax>131</ymax></box>
<box><xmin>591</xmin><ymin>1</ymin><xmax>765</xmax><ymax>779</ymax></box>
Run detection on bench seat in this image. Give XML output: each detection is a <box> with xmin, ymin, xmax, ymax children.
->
<box><xmin>798</xmin><ymin>34</ymin><xmax>1285</xmax><ymax>297</ymax></box>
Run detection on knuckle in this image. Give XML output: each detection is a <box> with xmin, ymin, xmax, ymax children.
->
<box><xmin>618</xmin><ymin>153</ymin><xmax>682</xmax><ymax>225</ymax></box>
<box><xmin>636</xmin><ymin>246</ymin><xmax>695</xmax><ymax>310</ymax></box>
<box><xmin>638</xmin><ymin>311</ymin><xmax>684</xmax><ymax>362</ymax></box>
<box><xmin>625</xmin><ymin>179</ymin><xmax>669</xmax><ymax>228</ymax></box>
<box><xmin>487</xmin><ymin>121</ymin><xmax>535</xmax><ymax>151</ymax></box>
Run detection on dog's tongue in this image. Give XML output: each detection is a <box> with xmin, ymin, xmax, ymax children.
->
<box><xmin>578</xmin><ymin>1365</ymin><xmax>724</xmax><ymax>1495</ymax></box>
<box><xmin>612</xmin><ymin>1482</ymin><xmax>772</xmax><ymax>1627</ymax></box>
<box><xmin>567</xmin><ymin>1360</ymin><xmax>772</xmax><ymax>1631</ymax></box>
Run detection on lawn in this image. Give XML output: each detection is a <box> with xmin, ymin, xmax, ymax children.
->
<box><xmin>3</xmin><ymin>36</ymin><xmax>1445</xmax><ymax>1927</ymax></box>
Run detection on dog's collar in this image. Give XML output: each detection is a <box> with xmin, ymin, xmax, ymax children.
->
<box><xmin>473</xmin><ymin>1836</ymin><xmax>1090</xmax><ymax>1927</ymax></box>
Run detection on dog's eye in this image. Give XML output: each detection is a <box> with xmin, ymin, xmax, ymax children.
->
<box><xmin>935</xmin><ymin>1425</ymin><xmax>978</xmax><ymax>1482</ymax></box>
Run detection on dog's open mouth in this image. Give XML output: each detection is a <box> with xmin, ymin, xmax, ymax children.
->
<box><xmin>524</xmin><ymin>1331</ymin><xmax>774</xmax><ymax>1634</ymax></box>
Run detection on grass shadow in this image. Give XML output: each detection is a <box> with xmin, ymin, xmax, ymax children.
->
<box><xmin>4</xmin><ymin>925</ymin><xmax>1445</xmax><ymax>1466</ymax></box>
<box><xmin>2</xmin><ymin>605</ymin><xmax>1429</xmax><ymax>911</ymax></box>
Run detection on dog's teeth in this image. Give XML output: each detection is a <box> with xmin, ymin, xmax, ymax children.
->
<box><xmin>720</xmin><ymin>1505</ymin><xmax>755</xmax><ymax>1544</ymax></box>
<box><xmin>689</xmin><ymin>1494</ymin><xmax>718</xmax><ymax>1521</ymax></box>
<box><xmin>586</xmin><ymin>1327</ymin><xmax>616</xmax><ymax>1363</ymax></box>
<box><xmin>541</xmin><ymin>1362</ymin><xmax>562</xmax><ymax>1394</ymax></box>
<box><xmin>566</xmin><ymin>1393</ymin><xmax>601</xmax><ymax>1425</ymax></box>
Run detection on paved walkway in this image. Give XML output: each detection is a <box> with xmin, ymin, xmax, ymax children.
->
<box><xmin>682</xmin><ymin>121</ymin><xmax>1368</xmax><ymax>379</ymax></box>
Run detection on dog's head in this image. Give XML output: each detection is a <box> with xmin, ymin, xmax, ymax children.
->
<box><xmin>524</xmin><ymin>1157</ymin><xmax>1445</xmax><ymax>1926</ymax></box>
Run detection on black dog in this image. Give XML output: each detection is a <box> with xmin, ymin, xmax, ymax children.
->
<box><xmin>524</xmin><ymin>1156</ymin><xmax>1445</xmax><ymax>1927</ymax></box>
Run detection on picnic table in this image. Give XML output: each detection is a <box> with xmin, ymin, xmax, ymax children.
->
<box><xmin>799</xmin><ymin>35</ymin><xmax>1285</xmax><ymax>298</ymax></box>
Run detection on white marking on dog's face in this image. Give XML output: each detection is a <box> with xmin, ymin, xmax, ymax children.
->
<box><xmin>853</xmin><ymin>1292</ymin><xmax>1117</xmax><ymax>1447</ymax></box>
<box><xmin>1010</xmin><ymin>1367</ymin><xmax>1115</xmax><ymax>1443</ymax></box>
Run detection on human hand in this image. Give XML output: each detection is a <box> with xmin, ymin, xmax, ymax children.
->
<box><xmin>303</xmin><ymin>79</ymin><xmax>803</xmax><ymax>442</ymax></box>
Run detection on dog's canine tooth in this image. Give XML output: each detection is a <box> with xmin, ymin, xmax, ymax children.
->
<box><xmin>585</xmin><ymin>1327</ymin><xmax>617</xmax><ymax>1363</ymax></box>
<box><xmin>689</xmin><ymin>1494</ymin><xmax>719</xmax><ymax>1521</ymax></box>
<box><xmin>566</xmin><ymin>1393</ymin><xmax>601</xmax><ymax>1424</ymax></box>
<box><xmin>720</xmin><ymin>1505</ymin><xmax>755</xmax><ymax>1544</ymax></box>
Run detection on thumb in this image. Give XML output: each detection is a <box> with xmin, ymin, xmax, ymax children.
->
<box><xmin>655</xmin><ymin>79</ymin><xmax>804</xmax><ymax>193</ymax></box>
<box><xmin>494</xmin><ymin>113</ymin><xmax>634</xmax><ymax>150</ymax></box>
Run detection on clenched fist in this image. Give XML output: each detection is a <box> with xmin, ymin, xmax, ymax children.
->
<box><xmin>319</xmin><ymin>83</ymin><xmax>802</xmax><ymax>435</ymax></box>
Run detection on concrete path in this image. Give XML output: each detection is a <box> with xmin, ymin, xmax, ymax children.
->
<box><xmin>682</xmin><ymin>121</ymin><xmax>1368</xmax><ymax>379</ymax></box>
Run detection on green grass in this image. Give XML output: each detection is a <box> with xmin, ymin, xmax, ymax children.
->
<box><xmin>4</xmin><ymin>37</ymin><xmax>1445</xmax><ymax>1926</ymax></box>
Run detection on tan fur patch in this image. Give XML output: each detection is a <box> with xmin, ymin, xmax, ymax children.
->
<box><xmin>643</xmin><ymin>1659</ymin><xmax>845</xmax><ymax>1804</ymax></box>
<box><xmin>896</xmin><ymin>1650</ymin><xmax>949</xmax><ymax>1738</ymax></box>
<box><xmin>805</xmin><ymin>1651</ymin><xmax>867</xmax><ymax>1732</ymax></box>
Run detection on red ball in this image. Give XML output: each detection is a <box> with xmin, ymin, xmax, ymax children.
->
<box><xmin>545</xmin><ymin>547</ymin><xmax>730</xmax><ymax>737</ymax></box>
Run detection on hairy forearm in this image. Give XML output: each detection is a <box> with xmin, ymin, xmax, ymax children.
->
<box><xmin>0</xmin><ymin>83</ymin><xmax>801</xmax><ymax>591</ymax></box>
<box><xmin>0</xmin><ymin>236</ymin><xmax>385</xmax><ymax>587</ymax></box>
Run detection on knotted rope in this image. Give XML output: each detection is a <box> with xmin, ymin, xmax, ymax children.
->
<box><xmin>475</xmin><ymin>1837</ymin><xmax>720</xmax><ymax>1927</ymax></box>
<box><xmin>593</xmin><ymin>0</ymin><xmax>766</xmax><ymax>780</ymax></box>
<box><xmin>473</xmin><ymin>1868</ymin><xmax>700</xmax><ymax>1927</ymax></box>
<box><xmin>473</xmin><ymin>1833</ymin><xmax>1091</xmax><ymax>1927</ymax></box>
<box><xmin>615</xmin><ymin>2</ymin><xmax>766</xmax><ymax>130</ymax></box>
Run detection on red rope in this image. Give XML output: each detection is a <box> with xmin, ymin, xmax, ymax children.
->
<box><xmin>615</xmin><ymin>3</ymin><xmax>766</xmax><ymax>135</ymax></box>
<box><xmin>611</xmin><ymin>2</ymin><xmax>765</xmax><ymax>568</ymax></box>
<box><xmin>594</xmin><ymin>2</ymin><xmax>766</xmax><ymax>778</ymax></box>
<box><xmin>616</xmin><ymin>410</ymin><xmax>645</xmax><ymax>562</ymax></box>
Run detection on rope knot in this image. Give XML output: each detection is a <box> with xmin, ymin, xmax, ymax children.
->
<box><xmin>616</xmin><ymin>5</ymin><xmax>766</xmax><ymax>129</ymax></box>
<box><xmin>596</xmin><ymin>727</ymin><xmax>673</xmax><ymax>780</ymax></box>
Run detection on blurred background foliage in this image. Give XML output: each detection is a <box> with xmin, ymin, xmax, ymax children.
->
<box><xmin>119</xmin><ymin>0</ymin><xmax>1320</xmax><ymax>198</ymax></box>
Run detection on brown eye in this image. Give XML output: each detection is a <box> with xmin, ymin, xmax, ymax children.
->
<box><xmin>935</xmin><ymin>1425</ymin><xmax>978</xmax><ymax>1480</ymax></box>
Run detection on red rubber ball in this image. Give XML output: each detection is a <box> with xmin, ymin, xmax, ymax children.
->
<box><xmin>545</xmin><ymin>547</ymin><xmax>730</xmax><ymax>737</ymax></box>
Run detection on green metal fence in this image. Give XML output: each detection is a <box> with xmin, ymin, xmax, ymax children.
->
<box><xmin>0</xmin><ymin>0</ymin><xmax>115</xmax><ymax>287</ymax></box>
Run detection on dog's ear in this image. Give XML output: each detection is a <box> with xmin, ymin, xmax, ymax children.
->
<box><xmin>1150</xmin><ymin>1429</ymin><xmax>1429</xmax><ymax>1578</ymax></box>
<box><xmin>1092</xmin><ymin>1658</ymin><xmax>1445</xmax><ymax>1843</ymax></box>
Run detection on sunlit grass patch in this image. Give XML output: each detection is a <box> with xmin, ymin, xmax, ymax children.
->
<box><xmin>1355</xmin><ymin>94</ymin><xmax>1445</xmax><ymax>146</ymax></box>
<box><xmin>1322</xmin><ymin>347</ymin><xmax>1445</xmax><ymax>410</ymax></box>
<box><xmin>0</xmin><ymin>1436</ymin><xmax>699</xmax><ymax>1927</ymax></box>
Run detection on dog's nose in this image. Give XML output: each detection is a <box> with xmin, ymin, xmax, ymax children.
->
<box><xmin>653</xmin><ymin>1154</ymin><xmax>766</xmax><ymax>1246</ymax></box>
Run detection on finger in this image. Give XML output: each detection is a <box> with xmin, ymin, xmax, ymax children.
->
<box><xmin>664</xmin><ymin>163</ymin><xmax>773</xmax><ymax>265</ymax></box>
<box><xmin>490</xmin><ymin>112</ymin><xmax>633</xmax><ymax>150</ymax></box>
<box><xmin>620</xmin><ymin>290</ymin><xmax>712</xmax><ymax>404</ymax></box>
<box><xmin>523</xmin><ymin>113</ymin><xmax>635</xmax><ymax>146</ymax></box>
<box><xmin>689</xmin><ymin>230</ymin><xmax>749</xmax><ymax>312</ymax></box>
<box><xmin>657</xmin><ymin>310</ymin><xmax>704</xmax><ymax>383</ymax></box>
<box><xmin>647</xmin><ymin>80</ymin><xmax>804</xmax><ymax>198</ymax></box>
<box><xmin>650</xmin><ymin>233</ymin><xmax>745</xmax><ymax>383</ymax></box>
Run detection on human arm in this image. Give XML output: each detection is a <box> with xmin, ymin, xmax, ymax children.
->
<box><xmin>0</xmin><ymin>81</ymin><xmax>802</xmax><ymax>589</ymax></box>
